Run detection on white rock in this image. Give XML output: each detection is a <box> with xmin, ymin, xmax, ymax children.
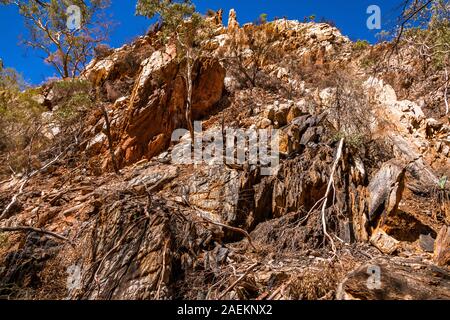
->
<box><xmin>258</xmin><ymin>118</ymin><xmax>272</xmax><ymax>129</ymax></box>
<box><xmin>86</xmin><ymin>132</ymin><xmax>107</xmax><ymax>153</ymax></box>
<box><xmin>277</xmin><ymin>67</ymin><xmax>289</xmax><ymax>79</ymax></box>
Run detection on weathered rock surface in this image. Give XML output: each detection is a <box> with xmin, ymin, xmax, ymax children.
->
<box><xmin>117</xmin><ymin>52</ymin><xmax>225</xmax><ymax>167</ymax></box>
<box><xmin>0</xmin><ymin>11</ymin><xmax>448</xmax><ymax>301</ymax></box>
<box><xmin>337</xmin><ymin>257</ymin><xmax>450</xmax><ymax>300</ymax></box>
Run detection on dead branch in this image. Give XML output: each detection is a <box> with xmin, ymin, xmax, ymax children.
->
<box><xmin>295</xmin><ymin>195</ymin><xmax>327</xmax><ymax>227</ymax></box>
<box><xmin>256</xmin><ymin>291</ymin><xmax>270</xmax><ymax>300</ymax></box>
<box><xmin>26</xmin><ymin>124</ymin><xmax>42</xmax><ymax>176</ymax></box>
<box><xmin>389</xmin><ymin>0</ymin><xmax>434</xmax><ymax>58</ymax></box>
<box><xmin>60</xmin><ymin>203</ymin><xmax>89</xmax><ymax>217</ymax></box>
<box><xmin>0</xmin><ymin>179</ymin><xmax>28</xmax><ymax>220</ymax></box>
<box><xmin>217</xmin><ymin>262</ymin><xmax>259</xmax><ymax>300</ymax></box>
<box><xmin>199</xmin><ymin>214</ymin><xmax>257</xmax><ymax>251</ymax></box>
<box><xmin>0</xmin><ymin>145</ymin><xmax>70</xmax><ymax>220</ymax></box>
<box><xmin>267</xmin><ymin>278</ymin><xmax>293</xmax><ymax>300</ymax></box>
<box><xmin>0</xmin><ymin>226</ymin><xmax>71</xmax><ymax>243</ymax></box>
<box><xmin>99</xmin><ymin>103</ymin><xmax>120</xmax><ymax>175</ymax></box>
<box><xmin>0</xmin><ymin>178</ymin><xmax>13</xmax><ymax>186</ymax></box>
<box><xmin>206</xmin><ymin>276</ymin><xmax>228</xmax><ymax>300</ymax></box>
<box><xmin>156</xmin><ymin>239</ymin><xmax>169</xmax><ymax>299</ymax></box>
<box><xmin>321</xmin><ymin>138</ymin><xmax>344</xmax><ymax>253</ymax></box>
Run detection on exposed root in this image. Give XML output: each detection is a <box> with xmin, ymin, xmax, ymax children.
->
<box><xmin>194</xmin><ymin>205</ymin><xmax>257</xmax><ymax>251</ymax></box>
<box><xmin>320</xmin><ymin>138</ymin><xmax>344</xmax><ymax>253</ymax></box>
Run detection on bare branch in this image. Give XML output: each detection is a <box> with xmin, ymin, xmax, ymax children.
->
<box><xmin>217</xmin><ymin>262</ymin><xmax>259</xmax><ymax>300</ymax></box>
<box><xmin>0</xmin><ymin>226</ymin><xmax>72</xmax><ymax>243</ymax></box>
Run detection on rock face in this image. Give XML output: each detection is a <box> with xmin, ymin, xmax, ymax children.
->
<box><xmin>227</xmin><ymin>9</ymin><xmax>239</xmax><ymax>32</ymax></box>
<box><xmin>117</xmin><ymin>49</ymin><xmax>225</xmax><ymax>167</ymax></box>
<box><xmin>0</xmin><ymin>11</ymin><xmax>449</xmax><ymax>301</ymax></box>
<box><xmin>82</xmin><ymin>43</ymin><xmax>226</xmax><ymax>169</ymax></box>
<box><xmin>75</xmin><ymin>195</ymin><xmax>174</xmax><ymax>300</ymax></box>
<box><xmin>370</xmin><ymin>229</ymin><xmax>399</xmax><ymax>255</ymax></box>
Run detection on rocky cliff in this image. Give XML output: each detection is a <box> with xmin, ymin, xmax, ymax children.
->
<box><xmin>0</xmin><ymin>10</ymin><xmax>449</xmax><ymax>300</ymax></box>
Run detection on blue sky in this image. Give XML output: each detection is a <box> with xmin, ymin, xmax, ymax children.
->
<box><xmin>0</xmin><ymin>0</ymin><xmax>403</xmax><ymax>85</ymax></box>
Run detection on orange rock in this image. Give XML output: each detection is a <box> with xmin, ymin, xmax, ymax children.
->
<box><xmin>147</xmin><ymin>134</ymin><xmax>167</xmax><ymax>159</ymax></box>
<box><xmin>116</xmin><ymin>54</ymin><xmax>225</xmax><ymax>168</ymax></box>
<box><xmin>434</xmin><ymin>226</ymin><xmax>450</xmax><ymax>266</ymax></box>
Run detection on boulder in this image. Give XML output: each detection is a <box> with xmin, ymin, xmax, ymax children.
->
<box><xmin>370</xmin><ymin>229</ymin><xmax>399</xmax><ymax>255</ymax></box>
<box><xmin>419</xmin><ymin>234</ymin><xmax>435</xmax><ymax>253</ymax></box>
<box><xmin>187</xmin><ymin>166</ymin><xmax>257</xmax><ymax>238</ymax></box>
<box><xmin>337</xmin><ymin>257</ymin><xmax>450</xmax><ymax>300</ymax></box>
<box><xmin>367</xmin><ymin>160</ymin><xmax>406</xmax><ymax>224</ymax></box>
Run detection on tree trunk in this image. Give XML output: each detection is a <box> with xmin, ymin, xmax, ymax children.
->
<box><xmin>100</xmin><ymin>104</ymin><xmax>120</xmax><ymax>174</ymax></box>
<box><xmin>186</xmin><ymin>49</ymin><xmax>194</xmax><ymax>143</ymax></box>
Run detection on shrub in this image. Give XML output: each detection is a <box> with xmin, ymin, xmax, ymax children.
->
<box><xmin>0</xmin><ymin>76</ymin><xmax>93</xmax><ymax>178</ymax></box>
<box><xmin>227</xmin><ymin>23</ymin><xmax>280</xmax><ymax>88</ymax></box>
<box><xmin>353</xmin><ymin>40</ymin><xmax>370</xmax><ymax>51</ymax></box>
<box><xmin>403</xmin><ymin>20</ymin><xmax>450</xmax><ymax>69</ymax></box>
<box><xmin>51</xmin><ymin>79</ymin><xmax>93</xmax><ymax>125</ymax></box>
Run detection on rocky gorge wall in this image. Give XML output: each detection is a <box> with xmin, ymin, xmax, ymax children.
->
<box><xmin>0</xmin><ymin>10</ymin><xmax>449</xmax><ymax>300</ymax></box>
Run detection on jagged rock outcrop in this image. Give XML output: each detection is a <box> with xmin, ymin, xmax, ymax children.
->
<box><xmin>227</xmin><ymin>9</ymin><xmax>239</xmax><ymax>33</ymax></box>
<box><xmin>116</xmin><ymin>49</ymin><xmax>225</xmax><ymax>167</ymax></box>
<box><xmin>81</xmin><ymin>43</ymin><xmax>226</xmax><ymax>170</ymax></box>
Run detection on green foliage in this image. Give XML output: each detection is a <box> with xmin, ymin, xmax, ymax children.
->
<box><xmin>136</xmin><ymin>0</ymin><xmax>206</xmax><ymax>52</ymax></box>
<box><xmin>438</xmin><ymin>176</ymin><xmax>448</xmax><ymax>190</ymax></box>
<box><xmin>137</xmin><ymin>0</ymin><xmax>196</xmax><ymax>21</ymax></box>
<box><xmin>403</xmin><ymin>20</ymin><xmax>450</xmax><ymax>69</ymax></box>
<box><xmin>318</xmin><ymin>68</ymin><xmax>375</xmax><ymax>154</ymax></box>
<box><xmin>0</xmin><ymin>73</ymin><xmax>92</xmax><ymax>177</ymax></box>
<box><xmin>0</xmin><ymin>65</ymin><xmax>31</xmax><ymax>122</ymax></box>
<box><xmin>399</xmin><ymin>0</ymin><xmax>449</xmax><ymax>69</ymax></box>
<box><xmin>0</xmin><ymin>232</ymin><xmax>7</xmax><ymax>248</ymax></box>
<box><xmin>353</xmin><ymin>40</ymin><xmax>370</xmax><ymax>51</ymax></box>
<box><xmin>360</xmin><ymin>56</ymin><xmax>376</xmax><ymax>68</ymax></box>
<box><xmin>332</xmin><ymin>131</ymin><xmax>365</xmax><ymax>149</ymax></box>
<box><xmin>256</xmin><ymin>13</ymin><xmax>268</xmax><ymax>25</ymax></box>
<box><xmin>0</xmin><ymin>68</ymin><xmax>45</xmax><ymax>175</ymax></box>
<box><xmin>51</xmin><ymin>79</ymin><xmax>92</xmax><ymax>124</ymax></box>
<box><xmin>303</xmin><ymin>14</ymin><xmax>316</xmax><ymax>22</ymax></box>
<box><xmin>1</xmin><ymin>0</ymin><xmax>112</xmax><ymax>78</ymax></box>
<box><xmin>0</xmin><ymin>62</ymin><xmax>23</xmax><ymax>91</ymax></box>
